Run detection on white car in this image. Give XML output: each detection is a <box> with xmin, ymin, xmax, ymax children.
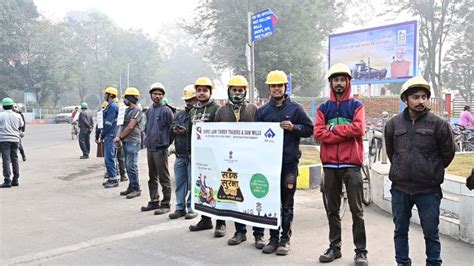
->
<box><xmin>55</xmin><ymin>106</ymin><xmax>80</xmax><ymax>123</ymax></box>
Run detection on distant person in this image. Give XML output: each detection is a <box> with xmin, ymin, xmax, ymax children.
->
<box><xmin>78</xmin><ymin>102</ymin><xmax>94</xmax><ymax>159</ymax></box>
<box><xmin>458</xmin><ymin>105</ymin><xmax>474</xmax><ymax>130</ymax></box>
<box><xmin>0</xmin><ymin>98</ymin><xmax>24</xmax><ymax>188</ymax></box>
<box><xmin>71</xmin><ymin>106</ymin><xmax>79</xmax><ymax>122</ymax></box>
<box><xmin>391</xmin><ymin>47</ymin><xmax>411</xmax><ymax>78</ymax></box>
<box><xmin>13</xmin><ymin>104</ymin><xmax>26</xmax><ymax>161</ymax></box>
<box><xmin>385</xmin><ymin>76</ymin><xmax>455</xmax><ymax>266</ymax></box>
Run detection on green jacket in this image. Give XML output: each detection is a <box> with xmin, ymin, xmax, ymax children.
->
<box><xmin>186</xmin><ymin>100</ymin><xmax>220</xmax><ymax>153</ymax></box>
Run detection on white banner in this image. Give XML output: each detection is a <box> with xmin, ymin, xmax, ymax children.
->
<box><xmin>191</xmin><ymin>122</ymin><xmax>283</xmax><ymax>229</ymax></box>
<box><xmin>117</xmin><ymin>105</ymin><xmax>126</xmax><ymax>126</ymax></box>
<box><xmin>96</xmin><ymin>111</ymin><xmax>103</xmax><ymax>129</ymax></box>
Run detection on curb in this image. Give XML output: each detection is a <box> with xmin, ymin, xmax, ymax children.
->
<box><xmin>297</xmin><ymin>164</ymin><xmax>322</xmax><ymax>189</ymax></box>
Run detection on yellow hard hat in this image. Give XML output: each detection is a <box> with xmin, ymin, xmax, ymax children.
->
<box><xmin>327</xmin><ymin>63</ymin><xmax>352</xmax><ymax>80</ymax></box>
<box><xmin>124</xmin><ymin>87</ymin><xmax>140</xmax><ymax>97</ymax></box>
<box><xmin>400</xmin><ymin>76</ymin><xmax>431</xmax><ymax>100</ymax></box>
<box><xmin>181</xmin><ymin>85</ymin><xmax>196</xmax><ymax>100</ymax></box>
<box><xmin>101</xmin><ymin>101</ymin><xmax>109</xmax><ymax>109</ymax></box>
<box><xmin>150</xmin><ymin>82</ymin><xmax>165</xmax><ymax>94</ymax></box>
<box><xmin>104</xmin><ymin>86</ymin><xmax>118</xmax><ymax>96</ymax></box>
<box><xmin>265</xmin><ymin>70</ymin><xmax>288</xmax><ymax>84</ymax></box>
<box><xmin>194</xmin><ymin>77</ymin><xmax>214</xmax><ymax>90</ymax></box>
<box><xmin>227</xmin><ymin>75</ymin><xmax>249</xmax><ymax>88</ymax></box>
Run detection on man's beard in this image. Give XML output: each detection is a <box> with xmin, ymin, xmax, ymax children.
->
<box><xmin>333</xmin><ymin>86</ymin><xmax>345</xmax><ymax>95</ymax></box>
<box><xmin>272</xmin><ymin>95</ymin><xmax>284</xmax><ymax>101</ymax></box>
<box><xmin>409</xmin><ymin>104</ymin><xmax>426</xmax><ymax>113</ymax></box>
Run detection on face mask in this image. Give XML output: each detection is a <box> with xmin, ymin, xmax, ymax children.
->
<box><xmin>228</xmin><ymin>91</ymin><xmax>246</xmax><ymax>105</ymax></box>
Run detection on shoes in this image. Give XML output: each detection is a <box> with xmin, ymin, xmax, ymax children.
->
<box><xmin>120</xmin><ymin>188</ymin><xmax>132</xmax><ymax>196</ymax></box>
<box><xmin>126</xmin><ymin>190</ymin><xmax>141</xmax><ymax>199</ymax></box>
<box><xmin>102</xmin><ymin>178</ymin><xmax>117</xmax><ymax>186</ymax></box>
<box><xmin>397</xmin><ymin>260</ymin><xmax>411</xmax><ymax>266</ymax></box>
<box><xmin>185</xmin><ymin>212</ymin><xmax>198</xmax><ymax>219</ymax></box>
<box><xmin>168</xmin><ymin>210</ymin><xmax>186</xmax><ymax>219</ymax></box>
<box><xmin>276</xmin><ymin>238</ymin><xmax>290</xmax><ymax>256</ymax></box>
<box><xmin>141</xmin><ymin>202</ymin><xmax>160</xmax><ymax>212</ymax></box>
<box><xmin>262</xmin><ymin>238</ymin><xmax>279</xmax><ymax>254</ymax></box>
<box><xmin>120</xmin><ymin>175</ymin><xmax>128</xmax><ymax>182</ymax></box>
<box><xmin>154</xmin><ymin>206</ymin><xmax>170</xmax><ymax>215</ymax></box>
<box><xmin>254</xmin><ymin>235</ymin><xmax>266</xmax><ymax>249</ymax></box>
<box><xmin>354</xmin><ymin>252</ymin><xmax>368</xmax><ymax>266</ymax></box>
<box><xmin>11</xmin><ymin>178</ymin><xmax>19</xmax><ymax>187</ymax></box>
<box><xmin>214</xmin><ymin>223</ymin><xmax>226</xmax><ymax>238</ymax></box>
<box><xmin>319</xmin><ymin>248</ymin><xmax>342</xmax><ymax>263</ymax></box>
<box><xmin>228</xmin><ymin>232</ymin><xmax>247</xmax><ymax>245</ymax></box>
<box><xmin>0</xmin><ymin>182</ymin><xmax>12</xmax><ymax>188</ymax></box>
<box><xmin>104</xmin><ymin>173</ymin><xmax>108</xmax><ymax>179</ymax></box>
<box><xmin>189</xmin><ymin>218</ymin><xmax>213</xmax><ymax>231</ymax></box>
<box><xmin>79</xmin><ymin>155</ymin><xmax>89</xmax><ymax>159</ymax></box>
<box><xmin>103</xmin><ymin>180</ymin><xmax>119</xmax><ymax>188</ymax></box>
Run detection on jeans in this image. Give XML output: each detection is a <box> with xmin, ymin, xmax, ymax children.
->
<box><xmin>391</xmin><ymin>189</ymin><xmax>442</xmax><ymax>266</ymax></box>
<box><xmin>103</xmin><ymin>137</ymin><xmax>117</xmax><ymax>181</ymax></box>
<box><xmin>235</xmin><ymin>222</ymin><xmax>264</xmax><ymax>237</ymax></box>
<box><xmin>1</xmin><ymin>142</ymin><xmax>20</xmax><ymax>182</ymax></box>
<box><xmin>116</xmin><ymin>146</ymin><xmax>126</xmax><ymax>177</ymax></box>
<box><xmin>323</xmin><ymin>167</ymin><xmax>367</xmax><ymax>254</ymax></box>
<box><xmin>147</xmin><ymin>149</ymin><xmax>171</xmax><ymax>206</ymax></box>
<box><xmin>78</xmin><ymin>130</ymin><xmax>91</xmax><ymax>156</ymax></box>
<box><xmin>174</xmin><ymin>157</ymin><xmax>193</xmax><ymax>213</ymax></box>
<box><xmin>269</xmin><ymin>163</ymin><xmax>299</xmax><ymax>241</ymax></box>
<box><xmin>123</xmin><ymin>142</ymin><xmax>140</xmax><ymax>191</ymax></box>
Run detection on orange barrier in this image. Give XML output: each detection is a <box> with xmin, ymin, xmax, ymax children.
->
<box><xmin>31</xmin><ymin>119</ymin><xmax>49</xmax><ymax>125</ymax></box>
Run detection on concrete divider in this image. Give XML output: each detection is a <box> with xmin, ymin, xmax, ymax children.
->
<box><xmin>297</xmin><ymin>164</ymin><xmax>322</xmax><ymax>189</ymax></box>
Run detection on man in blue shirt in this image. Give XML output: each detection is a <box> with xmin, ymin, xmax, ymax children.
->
<box><xmin>101</xmin><ymin>87</ymin><xmax>120</xmax><ymax>188</ymax></box>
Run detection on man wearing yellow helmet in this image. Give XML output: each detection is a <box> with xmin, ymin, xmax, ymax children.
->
<box><xmin>314</xmin><ymin>63</ymin><xmax>368</xmax><ymax>265</ymax></box>
<box><xmin>168</xmin><ymin>85</ymin><xmax>198</xmax><ymax>220</ymax></box>
<box><xmin>141</xmin><ymin>82</ymin><xmax>174</xmax><ymax>215</ymax></box>
<box><xmin>114</xmin><ymin>87</ymin><xmax>144</xmax><ymax>199</ymax></box>
<box><xmin>384</xmin><ymin>76</ymin><xmax>455</xmax><ymax>266</ymax></box>
<box><xmin>78</xmin><ymin>102</ymin><xmax>94</xmax><ymax>159</ymax></box>
<box><xmin>101</xmin><ymin>87</ymin><xmax>120</xmax><ymax>188</ymax></box>
<box><xmin>187</xmin><ymin>77</ymin><xmax>226</xmax><ymax>236</ymax></box>
<box><xmin>256</xmin><ymin>70</ymin><xmax>313</xmax><ymax>256</ymax></box>
<box><xmin>214</xmin><ymin>75</ymin><xmax>263</xmax><ymax>248</ymax></box>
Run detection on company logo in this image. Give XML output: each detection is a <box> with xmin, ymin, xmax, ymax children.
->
<box><xmin>229</xmin><ymin>151</ymin><xmax>233</xmax><ymax>159</ymax></box>
<box><xmin>196</xmin><ymin>126</ymin><xmax>202</xmax><ymax>140</ymax></box>
<box><xmin>264</xmin><ymin>128</ymin><xmax>275</xmax><ymax>139</ymax></box>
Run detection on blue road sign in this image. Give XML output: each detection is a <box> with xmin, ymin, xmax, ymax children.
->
<box><xmin>286</xmin><ymin>73</ymin><xmax>292</xmax><ymax>96</ymax></box>
<box><xmin>252</xmin><ymin>9</ymin><xmax>277</xmax><ymax>42</ymax></box>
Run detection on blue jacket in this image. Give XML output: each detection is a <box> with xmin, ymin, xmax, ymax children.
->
<box><xmin>101</xmin><ymin>101</ymin><xmax>118</xmax><ymax>140</ymax></box>
<box><xmin>256</xmin><ymin>97</ymin><xmax>313</xmax><ymax>165</ymax></box>
<box><xmin>145</xmin><ymin>103</ymin><xmax>173</xmax><ymax>151</ymax></box>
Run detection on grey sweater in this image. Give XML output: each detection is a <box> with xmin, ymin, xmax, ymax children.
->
<box><xmin>0</xmin><ymin>110</ymin><xmax>24</xmax><ymax>142</ymax></box>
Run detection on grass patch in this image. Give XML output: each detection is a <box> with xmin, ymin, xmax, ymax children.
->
<box><xmin>300</xmin><ymin>145</ymin><xmax>321</xmax><ymax>166</ymax></box>
<box><xmin>447</xmin><ymin>153</ymin><xmax>474</xmax><ymax>177</ymax></box>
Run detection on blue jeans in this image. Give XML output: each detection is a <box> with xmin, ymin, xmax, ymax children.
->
<box><xmin>174</xmin><ymin>157</ymin><xmax>193</xmax><ymax>213</ymax></box>
<box><xmin>235</xmin><ymin>222</ymin><xmax>264</xmax><ymax>237</ymax></box>
<box><xmin>103</xmin><ymin>137</ymin><xmax>117</xmax><ymax>181</ymax></box>
<box><xmin>391</xmin><ymin>189</ymin><xmax>442</xmax><ymax>266</ymax></box>
<box><xmin>123</xmin><ymin>142</ymin><xmax>140</xmax><ymax>191</ymax></box>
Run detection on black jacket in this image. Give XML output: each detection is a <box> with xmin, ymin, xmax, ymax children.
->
<box><xmin>172</xmin><ymin>107</ymin><xmax>191</xmax><ymax>158</ymax></box>
<box><xmin>384</xmin><ymin>108</ymin><xmax>455</xmax><ymax>195</ymax></box>
<box><xmin>255</xmin><ymin>96</ymin><xmax>313</xmax><ymax>165</ymax></box>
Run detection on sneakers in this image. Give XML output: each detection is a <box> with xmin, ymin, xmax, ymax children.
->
<box><xmin>189</xmin><ymin>218</ymin><xmax>213</xmax><ymax>231</ymax></box>
<box><xmin>319</xmin><ymin>248</ymin><xmax>342</xmax><ymax>263</ymax></box>
<box><xmin>120</xmin><ymin>175</ymin><xmax>128</xmax><ymax>182</ymax></box>
<box><xmin>228</xmin><ymin>232</ymin><xmax>247</xmax><ymax>245</ymax></box>
<box><xmin>185</xmin><ymin>212</ymin><xmax>198</xmax><ymax>220</ymax></box>
<box><xmin>254</xmin><ymin>235</ymin><xmax>266</xmax><ymax>249</ymax></box>
<box><xmin>120</xmin><ymin>188</ymin><xmax>132</xmax><ymax>196</ymax></box>
<box><xmin>262</xmin><ymin>238</ymin><xmax>279</xmax><ymax>254</ymax></box>
<box><xmin>79</xmin><ymin>155</ymin><xmax>89</xmax><ymax>159</ymax></box>
<box><xmin>354</xmin><ymin>252</ymin><xmax>368</xmax><ymax>266</ymax></box>
<box><xmin>0</xmin><ymin>182</ymin><xmax>12</xmax><ymax>188</ymax></box>
<box><xmin>168</xmin><ymin>210</ymin><xmax>186</xmax><ymax>219</ymax></box>
<box><xmin>141</xmin><ymin>202</ymin><xmax>160</xmax><ymax>212</ymax></box>
<box><xmin>103</xmin><ymin>180</ymin><xmax>119</xmax><ymax>188</ymax></box>
<box><xmin>214</xmin><ymin>223</ymin><xmax>226</xmax><ymax>238</ymax></box>
<box><xmin>154</xmin><ymin>206</ymin><xmax>170</xmax><ymax>215</ymax></box>
<box><xmin>126</xmin><ymin>190</ymin><xmax>141</xmax><ymax>199</ymax></box>
<box><xmin>276</xmin><ymin>238</ymin><xmax>290</xmax><ymax>256</ymax></box>
<box><xmin>11</xmin><ymin>178</ymin><xmax>19</xmax><ymax>187</ymax></box>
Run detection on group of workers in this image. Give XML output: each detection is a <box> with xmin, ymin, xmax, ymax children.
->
<box><xmin>2</xmin><ymin>61</ymin><xmax>472</xmax><ymax>265</ymax></box>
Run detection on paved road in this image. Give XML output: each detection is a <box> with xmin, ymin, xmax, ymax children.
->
<box><xmin>1</xmin><ymin>124</ymin><xmax>473</xmax><ymax>265</ymax></box>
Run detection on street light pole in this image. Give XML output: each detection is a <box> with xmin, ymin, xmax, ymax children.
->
<box><xmin>126</xmin><ymin>61</ymin><xmax>137</xmax><ymax>88</ymax></box>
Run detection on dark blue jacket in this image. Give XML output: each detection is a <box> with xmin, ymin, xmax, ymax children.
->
<box><xmin>256</xmin><ymin>96</ymin><xmax>313</xmax><ymax>165</ymax></box>
<box><xmin>101</xmin><ymin>101</ymin><xmax>118</xmax><ymax>140</ymax></box>
<box><xmin>145</xmin><ymin>103</ymin><xmax>173</xmax><ymax>151</ymax></box>
<box><xmin>172</xmin><ymin>107</ymin><xmax>191</xmax><ymax>157</ymax></box>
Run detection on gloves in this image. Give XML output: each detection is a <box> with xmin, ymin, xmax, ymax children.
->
<box><xmin>467</xmin><ymin>168</ymin><xmax>474</xmax><ymax>191</ymax></box>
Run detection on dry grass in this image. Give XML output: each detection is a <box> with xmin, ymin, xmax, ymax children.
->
<box><xmin>300</xmin><ymin>145</ymin><xmax>321</xmax><ymax>166</ymax></box>
<box><xmin>447</xmin><ymin>153</ymin><xmax>474</xmax><ymax>177</ymax></box>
